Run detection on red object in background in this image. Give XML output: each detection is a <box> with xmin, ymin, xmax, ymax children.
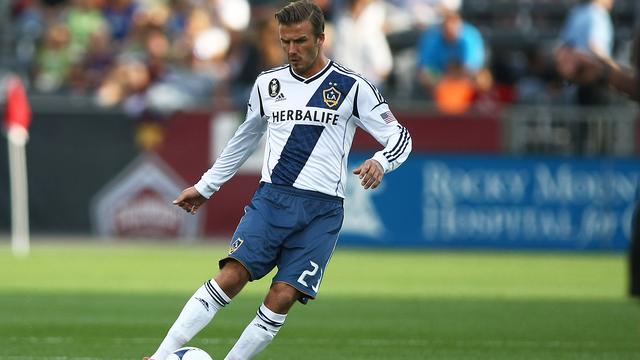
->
<box><xmin>4</xmin><ymin>74</ymin><xmax>32</xmax><ymax>132</ymax></box>
<box><xmin>156</xmin><ymin>112</ymin><xmax>259</xmax><ymax>237</ymax></box>
<box><xmin>353</xmin><ymin>112</ymin><xmax>503</xmax><ymax>153</ymax></box>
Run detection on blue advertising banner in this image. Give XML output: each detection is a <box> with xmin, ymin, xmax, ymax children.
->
<box><xmin>341</xmin><ymin>154</ymin><xmax>640</xmax><ymax>250</ymax></box>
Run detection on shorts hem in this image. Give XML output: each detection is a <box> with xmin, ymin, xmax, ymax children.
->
<box><xmin>272</xmin><ymin>280</ymin><xmax>316</xmax><ymax>302</ymax></box>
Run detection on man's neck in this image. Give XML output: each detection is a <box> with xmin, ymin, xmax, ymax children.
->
<box><xmin>297</xmin><ymin>55</ymin><xmax>329</xmax><ymax>78</ymax></box>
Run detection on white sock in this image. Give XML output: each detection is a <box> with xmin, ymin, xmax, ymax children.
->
<box><xmin>224</xmin><ymin>303</ymin><xmax>287</xmax><ymax>360</ymax></box>
<box><xmin>151</xmin><ymin>280</ymin><xmax>231</xmax><ymax>360</ymax></box>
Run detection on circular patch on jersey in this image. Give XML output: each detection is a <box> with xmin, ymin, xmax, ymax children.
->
<box><xmin>268</xmin><ymin>78</ymin><xmax>280</xmax><ymax>97</ymax></box>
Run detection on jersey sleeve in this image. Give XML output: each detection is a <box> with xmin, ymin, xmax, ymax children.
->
<box><xmin>352</xmin><ymin>82</ymin><xmax>412</xmax><ymax>173</ymax></box>
<box><xmin>194</xmin><ymin>80</ymin><xmax>267</xmax><ymax>198</ymax></box>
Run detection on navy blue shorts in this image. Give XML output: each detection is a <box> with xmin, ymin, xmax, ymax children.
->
<box><xmin>221</xmin><ymin>182</ymin><xmax>344</xmax><ymax>301</ymax></box>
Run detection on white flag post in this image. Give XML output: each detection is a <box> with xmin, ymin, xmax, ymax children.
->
<box><xmin>2</xmin><ymin>72</ymin><xmax>32</xmax><ymax>257</ymax></box>
<box><xmin>7</xmin><ymin>126</ymin><xmax>30</xmax><ymax>256</ymax></box>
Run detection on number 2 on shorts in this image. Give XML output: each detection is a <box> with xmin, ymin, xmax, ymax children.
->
<box><xmin>297</xmin><ymin>260</ymin><xmax>323</xmax><ymax>292</ymax></box>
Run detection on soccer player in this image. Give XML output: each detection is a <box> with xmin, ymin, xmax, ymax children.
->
<box><xmin>145</xmin><ymin>1</ymin><xmax>412</xmax><ymax>359</ymax></box>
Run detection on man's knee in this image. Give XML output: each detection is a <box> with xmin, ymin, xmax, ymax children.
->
<box><xmin>214</xmin><ymin>259</ymin><xmax>251</xmax><ymax>298</ymax></box>
<box><xmin>264</xmin><ymin>282</ymin><xmax>302</xmax><ymax>314</ymax></box>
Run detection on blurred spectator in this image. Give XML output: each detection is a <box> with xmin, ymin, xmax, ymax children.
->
<box><xmin>558</xmin><ymin>0</ymin><xmax>614</xmax><ymax>105</ymax></box>
<box><xmin>212</xmin><ymin>0</ymin><xmax>250</xmax><ymax>33</ymax></box>
<box><xmin>69</xmin><ymin>31</ymin><xmax>114</xmax><ymax>93</ymax></box>
<box><xmin>516</xmin><ymin>46</ymin><xmax>562</xmax><ymax>105</ymax></box>
<box><xmin>416</xmin><ymin>10</ymin><xmax>485</xmax><ymax>111</ymax></box>
<box><xmin>65</xmin><ymin>0</ymin><xmax>108</xmax><ymax>59</ymax></box>
<box><xmin>557</xmin><ymin>0</ymin><xmax>615</xmax><ymax>154</ymax></box>
<box><xmin>385</xmin><ymin>0</ymin><xmax>462</xmax><ymax>32</ymax></box>
<box><xmin>103</xmin><ymin>0</ymin><xmax>138</xmax><ymax>43</ymax></box>
<box><xmin>34</xmin><ymin>23</ymin><xmax>73</xmax><ymax>92</ymax></box>
<box><xmin>165</xmin><ymin>0</ymin><xmax>189</xmax><ymax>39</ymax></box>
<box><xmin>332</xmin><ymin>0</ymin><xmax>392</xmax><ymax>88</ymax></box>
<box><xmin>433</xmin><ymin>61</ymin><xmax>475</xmax><ymax>114</ymax></box>
<box><xmin>96</xmin><ymin>55</ymin><xmax>150</xmax><ymax>108</ymax></box>
<box><xmin>236</xmin><ymin>15</ymin><xmax>286</xmax><ymax>100</ymax></box>
<box><xmin>560</xmin><ymin>0</ymin><xmax>614</xmax><ymax>60</ymax></box>
<box><xmin>12</xmin><ymin>1</ymin><xmax>47</xmax><ymax>70</ymax></box>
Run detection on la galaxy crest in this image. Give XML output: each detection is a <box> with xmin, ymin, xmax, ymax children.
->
<box><xmin>322</xmin><ymin>83</ymin><xmax>341</xmax><ymax>108</ymax></box>
<box><xmin>268</xmin><ymin>79</ymin><xmax>280</xmax><ymax>97</ymax></box>
<box><xmin>229</xmin><ymin>237</ymin><xmax>244</xmax><ymax>254</ymax></box>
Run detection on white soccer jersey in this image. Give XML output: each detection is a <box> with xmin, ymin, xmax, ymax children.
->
<box><xmin>195</xmin><ymin>60</ymin><xmax>412</xmax><ymax>199</ymax></box>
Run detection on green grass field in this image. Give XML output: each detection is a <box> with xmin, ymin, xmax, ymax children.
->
<box><xmin>1</xmin><ymin>241</ymin><xmax>639</xmax><ymax>360</ymax></box>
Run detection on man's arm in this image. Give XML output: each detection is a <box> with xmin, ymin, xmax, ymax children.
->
<box><xmin>555</xmin><ymin>46</ymin><xmax>637</xmax><ymax>100</ymax></box>
<box><xmin>352</xmin><ymin>83</ymin><xmax>412</xmax><ymax>190</ymax></box>
<box><xmin>174</xmin><ymin>81</ymin><xmax>267</xmax><ymax>213</ymax></box>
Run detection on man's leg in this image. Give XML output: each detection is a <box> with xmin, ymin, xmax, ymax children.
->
<box><xmin>149</xmin><ymin>261</ymin><xmax>251</xmax><ymax>360</ymax></box>
<box><xmin>224</xmin><ymin>282</ymin><xmax>301</xmax><ymax>360</ymax></box>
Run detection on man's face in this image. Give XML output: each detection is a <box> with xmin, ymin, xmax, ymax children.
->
<box><xmin>279</xmin><ymin>20</ymin><xmax>324</xmax><ymax>77</ymax></box>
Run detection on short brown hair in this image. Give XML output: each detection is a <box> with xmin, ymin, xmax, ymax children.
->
<box><xmin>275</xmin><ymin>1</ymin><xmax>325</xmax><ymax>37</ymax></box>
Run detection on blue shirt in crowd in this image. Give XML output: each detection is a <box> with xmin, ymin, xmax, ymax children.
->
<box><xmin>560</xmin><ymin>3</ymin><xmax>613</xmax><ymax>57</ymax></box>
<box><xmin>417</xmin><ymin>22</ymin><xmax>485</xmax><ymax>75</ymax></box>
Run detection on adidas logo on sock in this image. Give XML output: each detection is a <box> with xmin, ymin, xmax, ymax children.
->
<box><xmin>254</xmin><ymin>323</ymin><xmax>268</xmax><ymax>331</ymax></box>
<box><xmin>195</xmin><ymin>297</ymin><xmax>210</xmax><ymax>311</ymax></box>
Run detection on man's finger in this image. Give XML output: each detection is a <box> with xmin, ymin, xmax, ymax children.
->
<box><xmin>360</xmin><ymin>162</ymin><xmax>372</xmax><ymax>179</ymax></box>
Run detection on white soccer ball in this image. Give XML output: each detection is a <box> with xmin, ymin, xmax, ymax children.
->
<box><xmin>166</xmin><ymin>347</ymin><xmax>213</xmax><ymax>360</ymax></box>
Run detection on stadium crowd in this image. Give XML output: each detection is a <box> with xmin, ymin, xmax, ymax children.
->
<box><xmin>6</xmin><ymin>0</ymin><xmax>637</xmax><ymax>118</ymax></box>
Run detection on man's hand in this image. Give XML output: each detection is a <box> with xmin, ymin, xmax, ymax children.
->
<box><xmin>173</xmin><ymin>186</ymin><xmax>208</xmax><ymax>214</ymax></box>
<box><xmin>353</xmin><ymin>159</ymin><xmax>384</xmax><ymax>190</ymax></box>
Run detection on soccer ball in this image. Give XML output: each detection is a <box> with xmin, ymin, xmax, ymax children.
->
<box><xmin>166</xmin><ymin>347</ymin><xmax>213</xmax><ymax>360</ymax></box>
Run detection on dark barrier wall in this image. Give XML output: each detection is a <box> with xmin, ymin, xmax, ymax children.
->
<box><xmin>0</xmin><ymin>108</ymin><xmax>138</xmax><ymax>233</ymax></box>
<box><xmin>1</xmin><ymin>108</ymin><xmax>501</xmax><ymax>234</ymax></box>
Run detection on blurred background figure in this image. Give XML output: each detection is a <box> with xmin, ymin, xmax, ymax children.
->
<box><xmin>65</xmin><ymin>0</ymin><xmax>107</xmax><ymax>60</ymax></box>
<box><xmin>557</xmin><ymin>0</ymin><xmax>615</xmax><ymax>154</ymax></box>
<box><xmin>235</xmin><ymin>13</ymin><xmax>286</xmax><ymax>102</ymax></box>
<box><xmin>331</xmin><ymin>0</ymin><xmax>392</xmax><ymax>88</ymax></box>
<box><xmin>103</xmin><ymin>0</ymin><xmax>138</xmax><ymax>44</ymax></box>
<box><xmin>68</xmin><ymin>29</ymin><xmax>114</xmax><ymax>93</ymax></box>
<box><xmin>416</xmin><ymin>9</ymin><xmax>485</xmax><ymax>113</ymax></box>
<box><xmin>559</xmin><ymin>0</ymin><xmax>615</xmax><ymax>106</ymax></box>
<box><xmin>33</xmin><ymin>23</ymin><xmax>73</xmax><ymax>93</ymax></box>
<box><xmin>385</xmin><ymin>0</ymin><xmax>462</xmax><ymax>32</ymax></box>
<box><xmin>554</xmin><ymin>38</ymin><xmax>640</xmax><ymax>297</ymax></box>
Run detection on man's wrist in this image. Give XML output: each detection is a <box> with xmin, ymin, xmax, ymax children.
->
<box><xmin>371</xmin><ymin>153</ymin><xmax>389</xmax><ymax>173</ymax></box>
